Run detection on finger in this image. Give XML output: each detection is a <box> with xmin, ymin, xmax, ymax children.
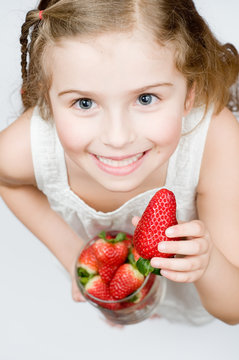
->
<box><xmin>151</xmin><ymin>254</ymin><xmax>205</xmax><ymax>272</ymax></box>
<box><xmin>159</xmin><ymin>269</ymin><xmax>203</xmax><ymax>283</ymax></box>
<box><xmin>150</xmin><ymin>314</ymin><xmax>161</xmax><ymax>320</ymax></box>
<box><xmin>72</xmin><ymin>290</ymin><xmax>85</xmax><ymax>302</ymax></box>
<box><xmin>157</xmin><ymin>237</ymin><xmax>209</xmax><ymax>255</ymax></box>
<box><xmin>132</xmin><ymin>216</ymin><xmax>140</xmax><ymax>227</ymax></box>
<box><xmin>166</xmin><ymin>220</ymin><xmax>206</xmax><ymax>238</ymax></box>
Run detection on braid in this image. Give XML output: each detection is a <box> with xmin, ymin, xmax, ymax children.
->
<box><xmin>19</xmin><ymin>10</ymin><xmax>42</xmax><ymax>109</ymax></box>
<box><xmin>20</xmin><ymin>18</ymin><xmax>30</xmax><ymax>105</ymax></box>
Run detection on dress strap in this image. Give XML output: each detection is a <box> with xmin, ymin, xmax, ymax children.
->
<box><xmin>30</xmin><ymin>107</ymin><xmax>66</xmax><ymax>193</ymax></box>
<box><xmin>166</xmin><ymin>105</ymin><xmax>214</xmax><ymax>190</ymax></box>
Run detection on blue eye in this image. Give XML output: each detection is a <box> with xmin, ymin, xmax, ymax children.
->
<box><xmin>75</xmin><ymin>98</ymin><xmax>95</xmax><ymax>110</ymax></box>
<box><xmin>137</xmin><ymin>94</ymin><xmax>158</xmax><ymax>106</ymax></box>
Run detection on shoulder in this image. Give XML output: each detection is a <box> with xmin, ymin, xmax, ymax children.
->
<box><xmin>197</xmin><ymin>107</ymin><xmax>239</xmax><ymax>266</ymax></box>
<box><xmin>0</xmin><ymin>108</ymin><xmax>36</xmax><ymax>186</ymax></box>
<box><xmin>207</xmin><ymin>106</ymin><xmax>239</xmax><ymax>145</ymax></box>
<box><xmin>198</xmin><ymin>107</ymin><xmax>239</xmax><ymax>193</ymax></box>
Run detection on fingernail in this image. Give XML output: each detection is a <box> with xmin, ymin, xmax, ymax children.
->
<box><xmin>158</xmin><ymin>242</ymin><xmax>166</xmax><ymax>251</ymax></box>
<box><xmin>150</xmin><ymin>259</ymin><xmax>161</xmax><ymax>268</ymax></box>
<box><xmin>165</xmin><ymin>227</ymin><xmax>174</xmax><ymax>236</ymax></box>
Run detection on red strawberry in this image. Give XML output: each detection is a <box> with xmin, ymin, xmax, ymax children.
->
<box><xmin>77</xmin><ymin>244</ymin><xmax>98</xmax><ymax>276</ymax></box>
<box><xmin>109</xmin><ymin>263</ymin><xmax>144</xmax><ymax>300</ymax></box>
<box><xmin>133</xmin><ymin>273</ymin><xmax>155</xmax><ymax>300</ymax></box>
<box><xmin>127</xmin><ymin>246</ymin><xmax>141</xmax><ymax>268</ymax></box>
<box><xmin>121</xmin><ymin>274</ymin><xmax>156</xmax><ymax>308</ymax></box>
<box><xmin>85</xmin><ymin>275</ymin><xmax>121</xmax><ymax>310</ymax></box>
<box><xmin>92</xmin><ymin>231</ymin><xmax>129</xmax><ymax>267</ymax></box>
<box><xmin>98</xmin><ymin>263</ymin><xmax>118</xmax><ymax>283</ymax></box>
<box><xmin>133</xmin><ymin>188</ymin><xmax>178</xmax><ymax>260</ymax></box>
<box><xmin>131</xmin><ymin>247</ymin><xmax>141</xmax><ymax>262</ymax></box>
<box><xmin>134</xmin><ymin>273</ymin><xmax>156</xmax><ymax>303</ymax></box>
<box><xmin>123</xmin><ymin>234</ymin><xmax>133</xmax><ymax>249</ymax></box>
<box><xmin>102</xmin><ymin>231</ymin><xmax>132</xmax><ymax>245</ymax></box>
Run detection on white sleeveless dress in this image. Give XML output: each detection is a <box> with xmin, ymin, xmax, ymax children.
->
<box><xmin>31</xmin><ymin>105</ymin><xmax>214</xmax><ymax>325</ymax></box>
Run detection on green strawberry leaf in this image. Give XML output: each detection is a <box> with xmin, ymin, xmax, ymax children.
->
<box><xmin>78</xmin><ymin>272</ymin><xmax>95</xmax><ymax>286</ymax></box>
<box><xmin>128</xmin><ymin>249</ymin><xmax>136</xmax><ymax>267</ymax></box>
<box><xmin>114</xmin><ymin>232</ymin><xmax>126</xmax><ymax>243</ymax></box>
<box><xmin>77</xmin><ymin>267</ymin><xmax>90</xmax><ymax>278</ymax></box>
<box><xmin>152</xmin><ymin>268</ymin><xmax>162</xmax><ymax>276</ymax></box>
<box><xmin>79</xmin><ymin>277</ymin><xmax>90</xmax><ymax>286</ymax></box>
<box><xmin>128</xmin><ymin>294</ymin><xmax>138</xmax><ymax>303</ymax></box>
<box><xmin>98</xmin><ymin>231</ymin><xmax>107</xmax><ymax>240</ymax></box>
<box><xmin>136</xmin><ymin>257</ymin><xmax>153</xmax><ymax>276</ymax></box>
<box><xmin>136</xmin><ymin>257</ymin><xmax>161</xmax><ymax>276</ymax></box>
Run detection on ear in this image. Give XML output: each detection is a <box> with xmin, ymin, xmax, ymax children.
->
<box><xmin>183</xmin><ymin>83</ymin><xmax>196</xmax><ymax>116</ymax></box>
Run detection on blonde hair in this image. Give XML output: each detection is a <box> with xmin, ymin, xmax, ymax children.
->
<box><xmin>20</xmin><ymin>0</ymin><xmax>239</xmax><ymax>120</ymax></box>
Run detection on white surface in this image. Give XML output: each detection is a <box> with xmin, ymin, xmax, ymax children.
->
<box><xmin>1</xmin><ymin>1</ymin><xmax>239</xmax><ymax>359</ymax></box>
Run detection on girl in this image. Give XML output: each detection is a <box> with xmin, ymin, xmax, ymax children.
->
<box><xmin>0</xmin><ymin>0</ymin><xmax>239</xmax><ymax>325</ymax></box>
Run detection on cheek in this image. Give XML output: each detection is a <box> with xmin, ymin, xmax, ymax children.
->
<box><xmin>147</xmin><ymin>114</ymin><xmax>182</xmax><ymax>148</ymax></box>
<box><xmin>51</xmin><ymin>100</ymin><xmax>94</xmax><ymax>153</ymax></box>
<box><xmin>54</xmin><ymin>117</ymin><xmax>92</xmax><ymax>153</ymax></box>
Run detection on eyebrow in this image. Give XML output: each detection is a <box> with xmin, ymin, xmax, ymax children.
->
<box><xmin>58</xmin><ymin>82</ymin><xmax>173</xmax><ymax>97</ymax></box>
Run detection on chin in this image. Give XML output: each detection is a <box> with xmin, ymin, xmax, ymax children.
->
<box><xmin>99</xmin><ymin>178</ymin><xmax>141</xmax><ymax>193</ymax></box>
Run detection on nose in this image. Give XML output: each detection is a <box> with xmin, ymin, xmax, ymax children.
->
<box><xmin>101</xmin><ymin>109</ymin><xmax>136</xmax><ymax>148</ymax></box>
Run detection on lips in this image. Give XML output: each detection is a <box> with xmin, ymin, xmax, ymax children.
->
<box><xmin>91</xmin><ymin>150</ymin><xmax>149</xmax><ymax>176</ymax></box>
<box><xmin>95</xmin><ymin>152</ymin><xmax>144</xmax><ymax>167</ymax></box>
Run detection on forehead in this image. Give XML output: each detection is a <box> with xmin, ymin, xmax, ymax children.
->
<box><xmin>47</xmin><ymin>31</ymin><xmax>182</xmax><ymax>93</ymax></box>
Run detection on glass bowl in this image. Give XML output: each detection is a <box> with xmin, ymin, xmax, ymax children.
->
<box><xmin>75</xmin><ymin>232</ymin><xmax>165</xmax><ymax>325</ymax></box>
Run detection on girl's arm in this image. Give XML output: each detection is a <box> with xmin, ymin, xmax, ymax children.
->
<box><xmin>0</xmin><ymin>182</ymin><xmax>84</xmax><ymax>276</ymax></box>
<box><xmin>149</xmin><ymin>107</ymin><xmax>239</xmax><ymax>325</ymax></box>
<box><xmin>0</xmin><ymin>109</ymin><xmax>84</xmax><ymax>286</ymax></box>
<box><xmin>0</xmin><ymin>182</ymin><xmax>85</xmax><ymax>302</ymax></box>
<box><xmin>194</xmin><ymin>107</ymin><xmax>239</xmax><ymax>324</ymax></box>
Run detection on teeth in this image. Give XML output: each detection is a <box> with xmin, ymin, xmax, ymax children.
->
<box><xmin>96</xmin><ymin>153</ymin><xmax>143</xmax><ymax>167</ymax></box>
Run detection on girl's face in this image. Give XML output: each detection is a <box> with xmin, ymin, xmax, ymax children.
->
<box><xmin>48</xmin><ymin>31</ymin><xmax>194</xmax><ymax>192</ymax></box>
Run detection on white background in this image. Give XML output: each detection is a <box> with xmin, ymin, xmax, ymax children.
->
<box><xmin>0</xmin><ymin>1</ymin><xmax>239</xmax><ymax>359</ymax></box>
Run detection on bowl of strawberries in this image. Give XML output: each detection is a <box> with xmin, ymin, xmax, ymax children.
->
<box><xmin>76</xmin><ymin>189</ymin><xmax>179</xmax><ymax>324</ymax></box>
<box><xmin>75</xmin><ymin>230</ymin><xmax>165</xmax><ymax>325</ymax></box>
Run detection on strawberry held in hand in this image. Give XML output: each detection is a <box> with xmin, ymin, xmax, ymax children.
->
<box><xmin>134</xmin><ymin>188</ymin><xmax>178</xmax><ymax>259</ymax></box>
<box><xmin>133</xmin><ymin>188</ymin><xmax>179</xmax><ymax>275</ymax></box>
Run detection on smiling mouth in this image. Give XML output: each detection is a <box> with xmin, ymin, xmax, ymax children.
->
<box><xmin>95</xmin><ymin>152</ymin><xmax>145</xmax><ymax>167</ymax></box>
<box><xmin>90</xmin><ymin>150</ymin><xmax>150</xmax><ymax>176</ymax></box>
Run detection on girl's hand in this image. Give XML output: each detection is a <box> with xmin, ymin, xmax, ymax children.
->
<box><xmin>71</xmin><ymin>272</ymin><xmax>124</xmax><ymax>327</ymax></box>
<box><xmin>132</xmin><ymin>217</ymin><xmax>212</xmax><ymax>283</ymax></box>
